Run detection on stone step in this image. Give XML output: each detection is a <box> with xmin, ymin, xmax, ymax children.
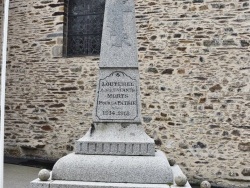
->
<box><xmin>30</xmin><ymin>180</ymin><xmax>171</xmax><ymax>188</ymax></box>
<box><xmin>75</xmin><ymin>124</ymin><xmax>155</xmax><ymax>156</ymax></box>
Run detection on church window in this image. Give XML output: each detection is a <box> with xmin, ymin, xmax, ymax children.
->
<box><xmin>63</xmin><ymin>0</ymin><xmax>106</xmax><ymax>57</ymax></box>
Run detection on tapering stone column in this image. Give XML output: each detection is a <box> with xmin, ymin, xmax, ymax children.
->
<box><xmin>75</xmin><ymin>0</ymin><xmax>155</xmax><ymax>157</ymax></box>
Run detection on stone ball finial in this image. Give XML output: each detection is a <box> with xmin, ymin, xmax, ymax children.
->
<box><xmin>200</xmin><ymin>181</ymin><xmax>211</xmax><ymax>188</ymax></box>
<box><xmin>175</xmin><ymin>174</ymin><xmax>187</xmax><ymax>186</ymax></box>
<box><xmin>38</xmin><ymin>169</ymin><xmax>51</xmax><ymax>181</ymax></box>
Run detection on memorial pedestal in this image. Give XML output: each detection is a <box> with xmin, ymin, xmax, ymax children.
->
<box><xmin>30</xmin><ymin>0</ymin><xmax>191</xmax><ymax>187</ymax></box>
<box><xmin>31</xmin><ymin>164</ymin><xmax>191</xmax><ymax>188</ymax></box>
<box><xmin>31</xmin><ymin>181</ymin><xmax>171</xmax><ymax>188</ymax></box>
<box><xmin>75</xmin><ymin>123</ymin><xmax>155</xmax><ymax>156</ymax></box>
<box><xmin>52</xmin><ymin>151</ymin><xmax>173</xmax><ymax>184</ymax></box>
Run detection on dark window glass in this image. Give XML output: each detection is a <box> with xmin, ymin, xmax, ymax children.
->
<box><xmin>64</xmin><ymin>0</ymin><xmax>105</xmax><ymax>57</ymax></box>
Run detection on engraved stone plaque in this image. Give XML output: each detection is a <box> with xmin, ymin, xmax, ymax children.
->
<box><xmin>94</xmin><ymin>70</ymin><xmax>140</xmax><ymax>122</ymax></box>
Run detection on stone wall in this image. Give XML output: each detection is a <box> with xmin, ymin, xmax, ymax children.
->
<box><xmin>2</xmin><ymin>0</ymin><xmax>250</xmax><ymax>187</ymax></box>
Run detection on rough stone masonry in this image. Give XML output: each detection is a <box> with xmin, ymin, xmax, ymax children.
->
<box><xmin>1</xmin><ymin>0</ymin><xmax>249</xmax><ymax>187</ymax></box>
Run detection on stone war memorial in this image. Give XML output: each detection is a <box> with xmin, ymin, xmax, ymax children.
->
<box><xmin>31</xmin><ymin>0</ymin><xmax>191</xmax><ymax>187</ymax></box>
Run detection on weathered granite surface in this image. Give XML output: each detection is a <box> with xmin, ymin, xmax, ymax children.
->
<box><xmin>93</xmin><ymin>69</ymin><xmax>141</xmax><ymax>123</ymax></box>
<box><xmin>51</xmin><ymin>150</ymin><xmax>173</xmax><ymax>184</ymax></box>
<box><xmin>100</xmin><ymin>0</ymin><xmax>138</xmax><ymax>68</ymax></box>
<box><xmin>75</xmin><ymin>123</ymin><xmax>155</xmax><ymax>156</ymax></box>
<box><xmin>30</xmin><ymin>179</ymin><xmax>171</xmax><ymax>188</ymax></box>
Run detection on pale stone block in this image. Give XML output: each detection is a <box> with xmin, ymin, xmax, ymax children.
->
<box><xmin>100</xmin><ymin>0</ymin><xmax>138</xmax><ymax>68</ymax></box>
<box><xmin>171</xmin><ymin>183</ymin><xmax>192</xmax><ymax>188</ymax></box>
<box><xmin>34</xmin><ymin>180</ymin><xmax>170</xmax><ymax>188</ymax></box>
<box><xmin>75</xmin><ymin>123</ymin><xmax>155</xmax><ymax>156</ymax></box>
<box><xmin>30</xmin><ymin>179</ymin><xmax>52</xmax><ymax>188</ymax></box>
<box><xmin>56</xmin><ymin>37</ymin><xmax>63</xmax><ymax>45</ymax></box>
<box><xmin>93</xmin><ymin>69</ymin><xmax>141</xmax><ymax>123</ymax></box>
<box><xmin>50</xmin><ymin>181</ymin><xmax>170</xmax><ymax>188</ymax></box>
<box><xmin>52</xmin><ymin>45</ymin><xmax>62</xmax><ymax>57</ymax></box>
<box><xmin>52</xmin><ymin>151</ymin><xmax>173</xmax><ymax>184</ymax></box>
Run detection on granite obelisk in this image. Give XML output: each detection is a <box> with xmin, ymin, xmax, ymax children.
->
<box><xmin>30</xmin><ymin>0</ymin><xmax>192</xmax><ymax>187</ymax></box>
<box><xmin>74</xmin><ymin>0</ymin><xmax>155</xmax><ymax>157</ymax></box>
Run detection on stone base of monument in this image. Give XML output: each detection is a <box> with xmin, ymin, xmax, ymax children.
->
<box><xmin>30</xmin><ymin>151</ymin><xmax>192</xmax><ymax>188</ymax></box>
<box><xmin>30</xmin><ymin>181</ymin><xmax>173</xmax><ymax>188</ymax></box>
<box><xmin>52</xmin><ymin>150</ymin><xmax>172</xmax><ymax>184</ymax></box>
<box><xmin>75</xmin><ymin>123</ymin><xmax>155</xmax><ymax>156</ymax></box>
<box><xmin>31</xmin><ymin>180</ymin><xmax>190</xmax><ymax>188</ymax></box>
<box><xmin>30</xmin><ymin>164</ymin><xmax>191</xmax><ymax>188</ymax></box>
